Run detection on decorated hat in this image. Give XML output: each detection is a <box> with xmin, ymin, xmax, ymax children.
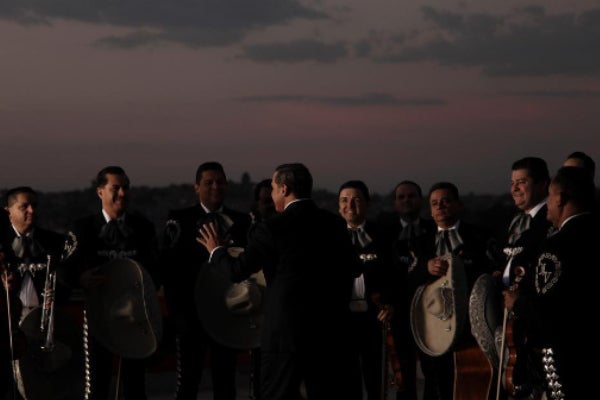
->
<box><xmin>85</xmin><ymin>258</ymin><xmax>162</xmax><ymax>359</ymax></box>
<box><xmin>195</xmin><ymin>247</ymin><xmax>265</xmax><ymax>349</ymax></box>
<box><xmin>411</xmin><ymin>254</ymin><xmax>468</xmax><ymax>356</ymax></box>
<box><xmin>16</xmin><ymin>306</ymin><xmax>86</xmax><ymax>399</ymax></box>
<box><xmin>469</xmin><ymin>273</ymin><xmax>504</xmax><ymax>368</ymax></box>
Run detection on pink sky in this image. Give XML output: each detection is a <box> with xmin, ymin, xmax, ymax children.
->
<box><xmin>1</xmin><ymin>0</ymin><xmax>599</xmax><ymax>195</ymax></box>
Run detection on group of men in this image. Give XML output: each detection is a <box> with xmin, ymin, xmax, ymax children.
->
<box><xmin>0</xmin><ymin>151</ymin><xmax>597</xmax><ymax>400</ymax></box>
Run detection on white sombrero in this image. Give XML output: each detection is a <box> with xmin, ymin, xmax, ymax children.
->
<box><xmin>411</xmin><ymin>254</ymin><xmax>468</xmax><ymax>356</ymax></box>
<box><xmin>195</xmin><ymin>247</ymin><xmax>265</xmax><ymax>349</ymax></box>
<box><xmin>85</xmin><ymin>258</ymin><xmax>162</xmax><ymax>359</ymax></box>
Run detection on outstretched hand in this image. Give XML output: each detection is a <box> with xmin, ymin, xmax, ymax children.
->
<box><xmin>196</xmin><ymin>222</ymin><xmax>222</xmax><ymax>253</ymax></box>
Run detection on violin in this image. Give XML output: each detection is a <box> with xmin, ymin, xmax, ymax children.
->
<box><xmin>1</xmin><ymin>252</ymin><xmax>27</xmax><ymax>360</ymax></box>
<box><xmin>371</xmin><ymin>293</ymin><xmax>405</xmax><ymax>398</ymax></box>
<box><xmin>499</xmin><ymin>266</ymin><xmax>527</xmax><ymax>397</ymax></box>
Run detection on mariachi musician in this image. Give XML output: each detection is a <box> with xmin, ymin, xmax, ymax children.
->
<box><xmin>495</xmin><ymin>157</ymin><xmax>552</xmax><ymax>400</ymax></box>
<box><xmin>409</xmin><ymin>182</ymin><xmax>494</xmax><ymax>400</ymax></box>
<box><xmin>61</xmin><ymin>166</ymin><xmax>160</xmax><ymax>400</ymax></box>
<box><xmin>1</xmin><ymin>186</ymin><xmax>78</xmax><ymax>399</ymax></box>
<box><xmin>338</xmin><ymin>180</ymin><xmax>395</xmax><ymax>400</ymax></box>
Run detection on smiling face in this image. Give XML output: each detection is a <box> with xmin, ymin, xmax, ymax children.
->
<box><xmin>195</xmin><ymin>169</ymin><xmax>227</xmax><ymax>212</ymax></box>
<box><xmin>510</xmin><ymin>168</ymin><xmax>547</xmax><ymax>212</ymax></box>
<box><xmin>338</xmin><ymin>187</ymin><xmax>368</xmax><ymax>228</ymax></box>
<box><xmin>97</xmin><ymin>173</ymin><xmax>130</xmax><ymax>219</ymax></box>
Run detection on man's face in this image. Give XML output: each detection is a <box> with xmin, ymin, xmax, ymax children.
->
<box><xmin>5</xmin><ymin>192</ymin><xmax>37</xmax><ymax>234</ymax></box>
<box><xmin>429</xmin><ymin>188</ymin><xmax>460</xmax><ymax>229</ymax></box>
<box><xmin>394</xmin><ymin>183</ymin><xmax>421</xmax><ymax>219</ymax></box>
<box><xmin>510</xmin><ymin>168</ymin><xmax>546</xmax><ymax>212</ymax></box>
<box><xmin>338</xmin><ymin>188</ymin><xmax>368</xmax><ymax>228</ymax></box>
<box><xmin>546</xmin><ymin>181</ymin><xmax>560</xmax><ymax>227</ymax></box>
<box><xmin>270</xmin><ymin>172</ymin><xmax>286</xmax><ymax>213</ymax></box>
<box><xmin>195</xmin><ymin>169</ymin><xmax>227</xmax><ymax>211</ymax></box>
<box><xmin>97</xmin><ymin>173</ymin><xmax>130</xmax><ymax>219</ymax></box>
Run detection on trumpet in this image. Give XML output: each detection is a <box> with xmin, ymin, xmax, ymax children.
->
<box><xmin>40</xmin><ymin>255</ymin><xmax>56</xmax><ymax>352</ymax></box>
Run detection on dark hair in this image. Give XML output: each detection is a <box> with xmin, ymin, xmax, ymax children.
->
<box><xmin>338</xmin><ymin>180</ymin><xmax>370</xmax><ymax>202</ymax></box>
<box><xmin>511</xmin><ymin>157</ymin><xmax>550</xmax><ymax>183</ymax></box>
<box><xmin>428</xmin><ymin>181</ymin><xmax>460</xmax><ymax>201</ymax></box>
<box><xmin>195</xmin><ymin>161</ymin><xmax>226</xmax><ymax>184</ymax></box>
<box><xmin>552</xmin><ymin>166</ymin><xmax>596</xmax><ymax>210</ymax></box>
<box><xmin>394</xmin><ymin>180</ymin><xmax>423</xmax><ymax>198</ymax></box>
<box><xmin>5</xmin><ymin>186</ymin><xmax>37</xmax><ymax>207</ymax></box>
<box><xmin>254</xmin><ymin>179</ymin><xmax>272</xmax><ymax>201</ymax></box>
<box><xmin>95</xmin><ymin>166</ymin><xmax>128</xmax><ymax>188</ymax></box>
<box><xmin>566</xmin><ymin>151</ymin><xmax>595</xmax><ymax>178</ymax></box>
<box><xmin>273</xmin><ymin>163</ymin><xmax>313</xmax><ymax>198</ymax></box>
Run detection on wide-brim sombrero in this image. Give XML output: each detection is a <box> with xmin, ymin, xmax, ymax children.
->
<box><xmin>85</xmin><ymin>258</ymin><xmax>162</xmax><ymax>359</ymax></box>
<box><xmin>411</xmin><ymin>254</ymin><xmax>468</xmax><ymax>356</ymax></box>
<box><xmin>16</xmin><ymin>306</ymin><xmax>85</xmax><ymax>399</ymax></box>
<box><xmin>469</xmin><ymin>273</ymin><xmax>504</xmax><ymax>368</ymax></box>
<box><xmin>195</xmin><ymin>247</ymin><xmax>265</xmax><ymax>350</ymax></box>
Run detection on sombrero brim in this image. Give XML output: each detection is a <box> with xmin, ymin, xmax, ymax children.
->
<box><xmin>195</xmin><ymin>261</ymin><xmax>265</xmax><ymax>350</ymax></box>
<box><xmin>411</xmin><ymin>254</ymin><xmax>468</xmax><ymax>356</ymax></box>
<box><xmin>16</xmin><ymin>306</ymin><xmax>86</xmax><ymax>399</ymax></box>
<box><xmin>85</xmin><ymin>258</ymin><xmax>162</xmax><ymax>359</ymax></box>
<box><xmin>469</xmin><ymin>273</ymin><xmax>503</xmax><ymax>368</ymax></box>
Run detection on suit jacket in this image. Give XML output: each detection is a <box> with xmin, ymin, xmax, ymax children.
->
<box><xmin>409</xmin><ymin>220</ymin><xmax>493</xmax><ymax>293</ymax></box>
<box><xmin>0</xmin><ymin>224</ymin><xmax>70</xmax><ymax>304</ymax></box>
<box><xmin>63</xmin><ymin>211</ymin><xmax>159</xmax><ymax>289</ymax></box>
<box><xmin>160</xmin><ymin>203</ymin><xmax>251</xmax><ymax>316</ymax></box>
<box><xmin>529</xmin><ymin>212</ymin><xmax>598</xmax><ymax>398</ymax></box>
<box><xmin>351</xmin><ymin>220</ymin><xmax>395</xmax><ymax>310</ymax></box>
<box><xmin>503</xmin><ymin>205</ymin><xmax>553</xmax><ymax>288</ymax></box>
<box><xmin>211</xmin><ymin>199</ymin><xmax>362</xmax><ymax>353</ymax></box>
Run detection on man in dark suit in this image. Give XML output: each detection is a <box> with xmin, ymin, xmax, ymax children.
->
<box><xmin>63</xmin><ymin>166</ymin><xmax>160</xmax><ymax>400</ymax></box>
<box><xmin>197</xmin><ymin>163</ymin><xmax>362</xmax><ymax>400</ymax></box>
<box><xmin>380</xmin><ymin>180</ymin><xmax>435</xmax><ymax>400</ymax></box>
<box><xmin>497</xmin><ymin>156</ymin><xmax>552</xmax><ymax>400</ymax></box>
<box><xmin>338</xmin><ymin>180</ymin><xmax>394</xmax><ymax>400</ymax></box>
<box><xmin>1</xmin><ymin>187</ymin><xmax>70</xmax><ymax>321</ymax></box>
<box><xmin>528</xmin><ymin>166</ymin><xmax>597</xmax><ymax>399</ymax></box>
<box><xmin>160</xmin><ymin>161</ymin><xmax>251</xmax><ymax>400</ymax></box>
<box><xmin>410</xmin><ymin>182</ymin><xmax>494</xmax><ymax>400</ymax></box>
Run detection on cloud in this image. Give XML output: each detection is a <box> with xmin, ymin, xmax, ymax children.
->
<box><xmin>238</xmin><ymin>39</ymin><xmax>347</xmax><ymax>63</ymax></box>
<box><xmin>370</xmin><ymin>6</ymin><xmax>600</xmax><ymax>77</ymax></box>
<box><xmin>504</xmin><ymin>89</ymin><xmax>600</xmax><ymax>98</ymax></box>
<box><xmin>237</xmin><ymin>93</ymin><xmax>446</xmax><ymax>106</ymax></box>
<box><xmin>0</xmin><ymin>0</ymin><xmax>327</xmax><ymax>47</ymax></box>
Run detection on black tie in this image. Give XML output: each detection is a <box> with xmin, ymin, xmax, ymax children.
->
<box><xmin>99</xmin><ymin>219</ymin><xmax>131</xmax><ymax>247</ymax></box>
<box><xmin>436</xmin><ymin>230</ymin><xmax>450</xmax><ymax>256</ymax></box>
<box><xmin>20</xmin><ymin>235</ymin><xmax>32</xmax><ymax>262</ymax></box>
<box><xmin>508</xmin><ymin>213</ymin><xmax>531</xmax><ymax>245</ymax></box>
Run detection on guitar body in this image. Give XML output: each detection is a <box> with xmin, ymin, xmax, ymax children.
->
<box><xmin>453</xmin><ymin>341</ymin><xmax>494</xmax><ymax>400</ymax></box>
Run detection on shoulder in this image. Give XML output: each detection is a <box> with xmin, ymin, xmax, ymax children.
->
<box><xmin>167</xmin><ymin>205</ymin><xmax>199</xmax><ymax>221</ymax></box>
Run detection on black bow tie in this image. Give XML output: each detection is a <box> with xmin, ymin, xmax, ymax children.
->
<box><xmin>99</xmin><ymin>219</ymin><xmax>132</xmax><ymax>247</ymax></box>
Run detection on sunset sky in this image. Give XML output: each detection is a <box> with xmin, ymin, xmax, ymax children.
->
<box><xmin>1</xmin><ymin>0</ymin><xmax>599</xmax><ymax>196</ymax></box>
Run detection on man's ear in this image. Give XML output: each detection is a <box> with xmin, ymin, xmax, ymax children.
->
<box><xmin>96</xmin><ymin>187</ymin><xmax>103</xmax><ymax>199</ymax></box>
<box><xmin>558</xmin><ymin>191</ymin><xmax>569</xmax><ymax>207</ymax></box>
<box><xmin>281</xmin><ymin>184</ymin><xmax>291</xmax><ymax>197</ymax></box>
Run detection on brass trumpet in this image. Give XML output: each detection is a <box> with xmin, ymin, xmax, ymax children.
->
<box><xmin>40</xmin><ymin>255</ymin><xmax>56</xmax><ymax>352</ymax></box>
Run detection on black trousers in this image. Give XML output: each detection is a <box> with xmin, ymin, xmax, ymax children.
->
<box><xmin>87</xmin><ymin>335</ymin><xmax>148</xmax><ymax>400</ymax></box>
<box><xmin>173</xmin><ymin>312</ymin><xmax>238</xmax><ymax>400</ymax></box>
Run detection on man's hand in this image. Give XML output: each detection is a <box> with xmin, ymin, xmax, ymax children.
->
<box><xmin>196</xmin><ymin>222</ymin><xmax>222</xmax><ymax>253</ymax></box>
<box><xmin>427</xmin><ymin>256</ymin><xmax>449</xmax><ymax>277</ymax></box>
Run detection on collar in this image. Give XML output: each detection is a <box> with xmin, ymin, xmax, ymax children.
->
<box><xmin>527</xmin><ymin>199</ymin><xmax>547</xmax><ymax>218</ymax></box>
<box><xmin>437</xmin><ymin>220</ymin><xmax>460</xmax><ymax>232</ymax></box>
<box><xmin>11</xmin><ymin>225</ymin><xmax>34</xmax><ymax>239</ymax></box>
<box><xmin>102</xmin><ymin>209</ymin><xmax>126</xmax><ymax>223</ymax></box>
<box><xmin>200</xmin><ymin>203</ymin><xmax>224</xmax><ymax>214</ymax></box>
<box><xmin>284</xmin><ymin>198</ymin><xmax>309</xmax><ymax>210</ymax></box>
